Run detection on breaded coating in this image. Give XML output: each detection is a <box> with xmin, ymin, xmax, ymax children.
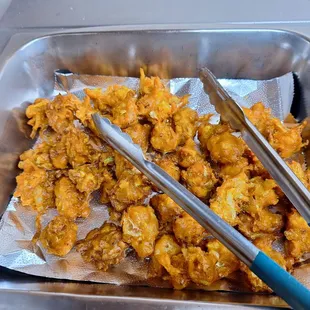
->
<box><xmin>40</xmin><ymin>215</ymin><xmax>77</xmax><ymax>256</ymax></box>
<box><xmin>207</xmin><ymin>239</ymin><xmax>240</xmax><ymax>278</ymax></box>
<box><xmin>124</xmin><ymin>123</ymin><xmax>151</xmax><ymax>152</ymax></box>
<box><xmin>288</xmin><ymin>161</ymin><xmax>310</xmax><ymax>190</ymax></box>
<box><xmin>26</xmin><ymin>98</ymin><xmax>50</xmax><ymax>138</ymax></box>
<box><xmin>114</xmin><ymin>151</ymin><xmax>135</xmax><ymax>179</ymax></box>
<box><xmin>150</xmin><ymin>194</ymin><xmax>183</xmax><ymax>223</ymax></box>
<box><xmin>139</xmin><ymin>68</ymin><xmax>165</xmax><ymax>95</ymax></box>
<box><xmin>156</xmin><ymin>157</ymin><xmax>180</xmax><ymax>181</ymax></box>
<box><xmin>122</xmin><ymin>205</ymin><xmax>159</xmax><ymax>258</ymax></box>
<box><xmin>154</xmin><ymin>235</ymin><xmax>189</xmax><ymax>289</ymax></box>
<box><xmin>210</xmin><ymin>172</ymin><xmax>249</xmax><ymax>226</ymax></box>
<box><xmin>77</xmin><ymin>222</ymin><xmax>128</xmax><ymax>271</ymax></box>
<box><xmin>150</xmin><ymin>122</ymin><xmax>179</xmax><ymax>153</ymax></box>
<box><xmin>45</xmin><ymin>93</ymin><xmax>80</xmax><ymax>133</ymax></box>
<box><xmin>181</xmin><ymin>161</ymin><xmax>217</xmax><ymax>199</ymax></box>
<box><xmin>182</xmin><ymin>247</ymin><xmax>218</xmax><ymax>286</ymax></box>
<box><xmin>68</xmin><ymin>164</ymin><xmax>104</xmax><ymax>194</ymax></box>
<box><xmin>173</xmin><ymin>212</ymin><xmax>208</xmax><ymax>246</ymax></box>
<box><xmin>14</xmin><ymin>160</ymin><xmax>55</xmax><ymax>213</ymax></box>
<box><xmin>241</xmin><ymin>236</ymin><xmax>287</xmax><ymax>292</ymax></box>
<box><xmin>219</xmin><ymin>157</ymin><xmax>249</xmax><ymax>179</ymax></box>
<box><xmin>244</xmin><ymin>102</ymin><xmax>306</xmax><ymax>158</ymax></box>
<box><xmin>285</xmin><ymin>208</ymin><xmax>310</xmax><ymax>261</ymax></box>
<box><xmin>177</xmin><ymin>139</ymin><xmax>203</xmax><ymax>168</ymax></box>
<box><xmin>109</xmin><ymin>173</ymin><xmax>151</xmax><ymax>212</ymax></box>
<box><xmin>55</xmin><ymin>177</ymin><xmax>90</xmax><ymax>219</ymax></box>
<box><xmin>207</xmin><ymin>131</ymin><xmax>245</xmax><ymax>164</ymax></box>
<box><xmin>173</xmin><ymin>107</ymin><xmax>198</xmax><ymax>145</ymax></box>
<box><xmin>100</xmin><ymin>170</ymin><xmax>117</xmax><ymax>204</ymax></box>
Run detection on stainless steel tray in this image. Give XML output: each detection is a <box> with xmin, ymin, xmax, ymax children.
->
<box><xmin>1</xmin><ymin>28</ymin><xmax>310</xmax><ymax>309</ymax></box>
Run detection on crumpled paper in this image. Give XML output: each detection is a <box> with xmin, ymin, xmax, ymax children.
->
<box><xmin>1</xmin><ymin>71</ymin><xmax>307</xmax><ymax>291</ymax></box>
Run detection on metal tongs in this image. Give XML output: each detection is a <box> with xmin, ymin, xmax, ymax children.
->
<box><xmin>200</xmin><ymin>68</ymin><xmax>310</xmax><ymax>224</ymax></box>
<box><xmin>92</xmin><ymin>75</ymin><xmax>310</xmax><ymax>309</ymax></box>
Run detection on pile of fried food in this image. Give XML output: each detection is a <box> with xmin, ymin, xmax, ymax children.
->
<box><xmin>14</xmin><ymin>69</ymin><xmax>310</xmax><ymax>292</ymax></box>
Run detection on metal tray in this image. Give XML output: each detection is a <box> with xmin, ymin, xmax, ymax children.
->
<box><xmin>0</xmin><ymin>28</ymin><xmax>310</xmax><ymax>309</ymax></box>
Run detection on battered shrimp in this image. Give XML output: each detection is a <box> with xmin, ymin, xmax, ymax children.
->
<box><xmin>121</xmin><ymin>205</ymin><xmax>159</xmax><ymax>258</ymax></box>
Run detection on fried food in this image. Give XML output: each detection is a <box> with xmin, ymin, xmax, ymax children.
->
<box><xmin>241</xmin><ymin>236</ymin><xmax>287</xmax><ymax>292</ymax></box>
<box><xmin>124</xmin><ymin>123</ymin><xmax>151</xmax><ymax>152</ymax></box>
<box><xmin>26</xmin><ymin>98</ymin><xmax>50</xmax><ymax>138</ymax></box>
<box><xmin>173</xmin><ymin>107</ymin><xmax>198</xmax><ymax>145</ymax></box>
<box><xmin>121</xmin><ymin>205</ymin><xmax>159</xmax><ymax>258</ymax></box>
<box><xmin>14</xmin><ymin>160</ymin><xmax>55</xmax><ymax>213</ymax></box>
<box><xmin>288</xmin><ymin>161</ymin><xmax>310</xmax><ymax>190</ymax></box>
<box><xmin>177</xmin><ymin>139</ymin><xmax>203</xmax><ymax>168</ymax></box>
<box><xmin>40</xmin><ymin>215</ymin><xmax>77</xmax><ymax>256</ymax></box>
<box><xmin>110</xmin><ymin>172</ymin><xmax>151</xmax><ymax>212</ymax></box>
<box><xmin>55</xmin><ymin>177</ymin><xmax>90</xmax><ymax>219</ymax></box>
<box><xmin>210</xmin><ymin>172</ymin><xmax>249</xmax><ymax>226</ymax></box>
<box><xmin>100</xmin><ymin>170</ymin><xmax>117</xmax><ymax>204</ymax></box>
<box><xmin>150</xmin><ymin>122</ymin><xmax>179</xmax><ymax>153</ymax></box>
<box><xmin>156</xmin><ymin>157</ymin><xmax>180</xmax><ymax>181</ymax></box>
<box><xmin>150</xmin><ymin>194</ymin><xmax>183</xmax><ymax>223</ymax></box>
<box><xmin>77</xmin><ymin>222</ymin><xmax>128</xmax><ymax>271</ymax></box>
<box><xmin>114</xmin><ymin>151</ymin><xmax>135</xmax><ymax>179</ymax></box>
<box><xmin>173</xmin><ymin>212</ymin><xmax>208</xmax><ymax>246</ymax></box>
<box><xmin>284</xmin><ymin>208</ymin><xmax>310</xmax><ymax>261</ymax></box>
<box><xmin>181</xmin><ymin>161</ymin><xmax>217</xmax><ymax>199</ymax></box>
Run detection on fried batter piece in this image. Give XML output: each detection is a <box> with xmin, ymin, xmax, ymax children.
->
<box><xmin>182</xmin><ymin>247</ymin><xmax>218</xmax><ymax>286</ymax></box>
<box><xmin>109</xmin><ymin>172</ymin><xmax>151</xmax><ymax>211</ymax></box>
<box><xmin>68</xmin><ymin>164</ymin><xmax>104</xmax><ymax>193</ymax></box>
<box><xmin>207</xmin><ymin>131</ymin><xmax>246</xmax><ymax>164</ymax></box>
<box><xmin>19</xmin><ymin>141</ymin><xmax>53</xmax><ymax>170</ymax></box>
<box><xmin>181</xmin><ymin>161</ymin><xmax>217</xmax><ymax>199</ymax></box>
<box><xmin>14</xmin><ymin>160</ymin><xmax>55</xmax><ymax>213</ymax></box>
<box><xmin>150</xmin><ymin>122</ymin><xmax>179</xmax><ymax>153</ymax></box>
<box><xmin>244</xmin><ymin>102</ymin><xmax>307</xmax><ymax>158</ymax></box>
<box><xmin>26</xmin><ymin>98</ymin><xmax>50</xmax><ymax>138</ymax></box>
<box><xmin>284</xmin><ymin>208</ymin><xmax>310</xmax><ymax>261</ymax></box>
<box><xmin>219</xmin><ymin>157</ymin><xmax>249</xmax><ymax>179</ymax></box>
<box><xmin>45</xmin><ymin>93</ymin><xmax>80</xmax><ymax>133</ymax></box>
<box><xmin>241</xmin><ymin>236</ymin><xmax>287</xmax><ymax>292</ymax></box>
<box><xmin>173</xmin><ymin>212</ymin><xmax>208</xmax><ymax>246</ymax></box>
<box><xmin>288</xmin><ymin>161</ymin><xmax>310</xmax><ymax>190</ymax></box>
<box><xmin>124</xmin><ymin>123</ymin><xmax>151</xmax><ymax>152</ymax></box>
<box><xmin>177</xmin><ymin>139</ymin><xmax>204</xmax><ymax>168</ymax></box>
<box><xmin>150</xmin><ymin>194</ymin><xmax>183</xmax><ymax>223</ymax></box>
<box><xmin>114</xmin><ymin>151</ymin><xmax>135</xmax><ymax>179</ymax></box>
<box><xmin>55</xmin><ymin>177</ymin><xmax>90</xmax><ymax>219</ymax></box>
<box><xmin>156</xmin><ymin>157</ymin><xmax>180</xmax><ymax>181</ymax></box>
<box><xmin>40</xmin><ymin>215</ymin><xmax>77</xmax><ymax>256</ymax></box>
<box><xmin>139</xmin><ymin>68</ymin><xmax>165</xmax><ymax>95</ymax></box>
<box><xmin>100</xmin><ymin>170</ymin><xmax>117</xmax><ymax>204</ymax></box>
<box><xmin>153</xmin><ymin>235</ymin><xmax>189</xmax><ymax>289</ymax></box>
<box><xmin>207</xmin><ymin>239</ymin><xmax>240</xmax><ymax>278</ymax></box>
<box><xmin>173</xmin><ymin>107</ymin><xmax>198</xmax><ymax>145</ymax></box>
<box><xmin>210</xmin><ymin>172</ymin><xmax>249</xmax><ymax>226</ymax></box>
<box><xmin>121</xmin><ymin>205</ymin><xmax>159</xmax><ymax>258</ymax></box>
<box><xmin>76</xmin><ymin>222</ymin><xmax>128</xmax><ymax>271</ymax></box>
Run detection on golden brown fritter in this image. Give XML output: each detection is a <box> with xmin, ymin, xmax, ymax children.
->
<box><xmin>244</xmin><ymin>102</ymin><xmax>307</xmax><ymax>158</ymax></box>
<box><xmin>181</xmin><ymin>161</ymin><xmax>217</xmax><ymax>199</ymax></box>
<box><xmin>182</xmin><ymin>247</ymin><xmax>218</xmax><ymax>286</ymax></box>
<box><xmin>55</xmin><ymin>176</ymin><xmax>90</xmax><ymax>219</ymax></box>
<box><xmin>40</xmin><ymin>215</ymin><xmax>77</xmax><ymax>256</ymax></box>
<box><xmin>207</xmin><ymin>131</ymin><xmax>246</xmax><ymax>164</ymax></box>
<box><xmin>210</xmin><ymin>172</ymin><xmax>249</xmax><ymax>226</ymax></box>
<box><xmin>173</xmin><ymin>212</ymin><xmax>208</xmax><ymax>246</ymax></box>
<box><xmin>177</xmin><ymin>139</ymin><xmax>204</xmax><ymax>168</ymax></box>
<box><xmin>14</xmin><ymin>160</ymin><xmax>55</xmax><ymax>213</ymax></box>
<box><xmin>173</xmin><ymin>107</ymin><xmax>198</xmax><ymax>145</ymax></box>
<box><xmin>114</xmin><ymin>151</ymin><xmax>135</xmax><ymax>179</ymax></box>
<box><xmin>139</xmin><ymin>68</ymin><xmax>165</xmax><ymax>95</ymax></box>
<box><xmin>122</xmin><ymin>205</ymin><xmax>159</xmax><ymax>258</ymax></box>
<box><xmin>100</xmin><ymin>170</ymin><xmax>117</xmax><ymax>204</ymax></box>
<box><xmin>285</xmin><ymin>208</ymin><xmax>310</xmax><ymax>261</ymax></box>
<box><xmin>150</xmin><ymin>122</ymin><xmax>179</xmax><ymax>153</ymax></box>
<box><xmin>150</xmin><ymin>194</ymin><xmax>183</xmax><ymax>223</ymax></box>
<box><xmin>154</xmin><ymin>235</ymin><xmax>190</xmax><ymax>289</ymax></box>
<box><xmin>45</xmin><ymin>93</ymin><xmax>80</xmax><ymax>133</ymax></box>
<box><xmin>288</xmin><ymin>161</ymin><xmax>310</xmax><ymax>190</ymax></box>
<box><xmin>124</xmin><ymin>123</ymin><xmax>151</xmax><ymax>152</ymax></box>
<box><xmin>109</xmin><ymin>172</ymin><xmax>151</xmax><ymax>212</ymax></box>
<box><xmin>241</xmin><ymin>236</ymin><xmax>287</xmax><ymax>292</ymax></box>
<box><xmin>76</xmin><ymin>222</ymin><xmax>128</xmax><ymax>271</ymax></box>
<box><xmin>26</xmin><ymin>98</ymin><xmax>50</xmax><ymax>138</ymax></box>
<box><xmin>219</xmin><ymin>157</ymin><xmax>249</xmax><ymax>179</ymax></box>
<box><xmin>68</xmin><ymin>164</ymin><xmax>104</xmax><ymax>194</ymax></box>
<box><xmin>156</xmin><ymin>157</ymin><xmax>181</xmax><ymax>181</ymax></box>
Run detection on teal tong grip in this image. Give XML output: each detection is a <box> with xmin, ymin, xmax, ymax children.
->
<box><xmin>251</xmin><ymin>252</ymin><xmax>310</xmax><ymax>309</ymax></box>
